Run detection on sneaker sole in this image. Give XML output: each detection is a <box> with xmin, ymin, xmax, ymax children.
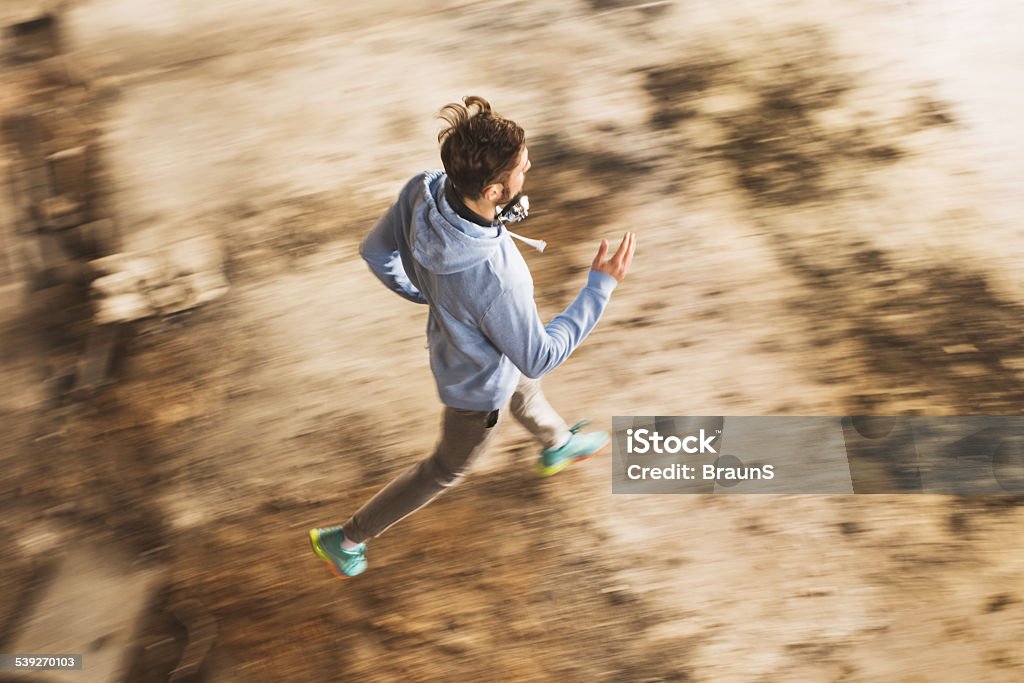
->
<box><xmin>308</xmin><ymin>528</ymin><xmax>351</xmax><ymax>580</ymax></box>
<box><xmin>536</xmin><ymin>439</ymin><xmax>608</xmax><ymax>477</ymax></box>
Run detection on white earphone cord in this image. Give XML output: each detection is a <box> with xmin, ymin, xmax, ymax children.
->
<box><xmin>507</xmin><ymin>230</ymin><xmax>547</xmax><ymax>253</ymax></box>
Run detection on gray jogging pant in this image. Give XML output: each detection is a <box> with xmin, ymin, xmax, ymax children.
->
<box><xmin>341</xmin><ymin>376</ymin><xmax>570</xmax><ymax>543</ymax></box>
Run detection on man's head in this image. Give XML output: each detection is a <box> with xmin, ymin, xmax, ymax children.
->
<box><xmin>438</xmin><ymin>96</ymin><xmax>530</xmax><ymax>204</ymax></box>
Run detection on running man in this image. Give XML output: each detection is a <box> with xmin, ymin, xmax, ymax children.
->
<box><xmin>310</xmin><ymin>96</ymin><xmax>635</xmax><ymax>578</ymax></box>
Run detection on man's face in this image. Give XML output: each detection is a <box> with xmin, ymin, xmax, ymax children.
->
<box><xmin>490</xmin><ymin>147</ymin><xmax>531</xmax><ymax>204</ymax></box>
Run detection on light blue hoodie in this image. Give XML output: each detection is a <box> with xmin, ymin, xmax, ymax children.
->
<box><xmin>360</xmin><ymin>170</ymin><xmax>618</xmax><ymax>411</ymax></box>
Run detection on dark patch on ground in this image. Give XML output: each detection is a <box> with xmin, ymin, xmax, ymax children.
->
<box><xmin>640</xmin><ymin>32</ymin><xmax>918</xmax><ymax>205</ymax></box>
<box><xmin>585</xmin><ymin>0</ymin><xmax>630</xmax><ymax>10</ymax></box>
<box><xmin>584</xmin><ymin>0</ymin><xmax>673</xmax><ymax>19</ymax></box>
<box><xmin>706</xmin><ymin>83</ymin><xmax>901</xmax><ymax>206</ymax></box>
<box><xmin>985</xmin><ymin>593</ymin><xmax>1015</xmax><ymax>613</ymax></box>
<box><xmin>838</xmin><ymin>521</ymin><xmax>862</xmax><ymax>536</ymax></box>
<box><xmin>909</xmin><ymin>95</ymin><xmax>958</xmax><ymax>129</ymax></box>
<box><xmin>643</xmin><ymin>62</ymin><xmax>725</xmax><ymax>128</ymax></box>
<box><xmin>772</xmin><ymin>233</ymin><xmax>1024</xmax><ymax>413</ymax></box>
<box><xmin>948</xmin><ymin>511</ymin><xmax>970</xmax><ymax>535</ymax></box>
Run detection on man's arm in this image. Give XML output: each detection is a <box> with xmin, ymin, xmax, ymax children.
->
<box><xmin>360</xmin><ymin>200</ymin><xmax>428</xmax><ymax>304</ymax></box>
<box><xmin>479</xmin><ymin>232</ymin><xmax>635</xmax><ymax>378</ymax></box>
<box><xmin>480</xmin><ymin>270</ymin><xmax>618</xmax><ymax>379</ymax></box>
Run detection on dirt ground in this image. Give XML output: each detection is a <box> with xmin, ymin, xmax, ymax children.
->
<box><xmin>1</xmin><ymin>0</ymin><xmax>1022</xmax><ymax>681</ymax></box>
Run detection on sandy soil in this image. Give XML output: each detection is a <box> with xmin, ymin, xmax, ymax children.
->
<box><xmin>1</xmin><ymin>0</ymin><xmax>1022</xmax><ymax>680</ymax></box>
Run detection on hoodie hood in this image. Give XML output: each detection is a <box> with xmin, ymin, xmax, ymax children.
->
<box><xmin>411</xmin><ymin>171</ymin><xmax>505</xmax><ymax>275</ymax></box>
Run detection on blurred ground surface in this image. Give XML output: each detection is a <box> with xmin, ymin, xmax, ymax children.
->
<box><xmin>0</xmin><ymin>0</ymin><xmax>1022</xmax><ymax>680</ymax></box>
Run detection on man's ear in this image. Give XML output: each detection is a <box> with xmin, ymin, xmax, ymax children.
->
<box><xmin>482</xmin><ymin>183</ymin><xmax>504</xmax><ymax>202</ymax></box>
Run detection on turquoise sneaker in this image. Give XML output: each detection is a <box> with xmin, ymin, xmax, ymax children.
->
<box><xmin>309</xmin><ymin>526</ymin><xmax>367</xmax><ymax>579</ymax></box>
<box><xmin>537</xmin><ymin>420</ymin><xmax>609</xmax><ymax>476</ymax></box>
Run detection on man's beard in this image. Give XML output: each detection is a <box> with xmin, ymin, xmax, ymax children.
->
<box><xmin>497</xmin><ymin>185</ymin><xmax>516</xmax><ymax>205</ymax></box>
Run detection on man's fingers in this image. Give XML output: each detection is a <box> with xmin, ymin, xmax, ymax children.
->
<box><xmin>593</xmin><ymin>239</ymin><xmax>609</xmax><ymax>268</ymax></box>
<box><xmin>612</xmin><ymin>232</ymin><xmax>633</xmax><ymax>265</ymax></box>
<box><xmin>593</xmin><ymin>233</ymin><xmax>635</xmax><ymax>282</ymax></box>
<box><xmin>609</xmin><ymin>233</ymin><xmax>627</xmax><ymax>264</ymax></box>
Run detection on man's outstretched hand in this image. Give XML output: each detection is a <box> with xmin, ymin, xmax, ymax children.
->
<box><xmin>592</xmin><ymin>232</ymin><xmax>636</xmax><ymax>283</ymax></box>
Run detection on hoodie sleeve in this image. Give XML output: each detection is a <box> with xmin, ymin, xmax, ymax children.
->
<box><xmin>360</xmin><ymin>200</ymin><xmax>428</xmax><ymax>304</ymax></box>
<box><xmin>480</xmin><ymin>270</ymin><xmax>618</xmax><ymax>379</ymax></box>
